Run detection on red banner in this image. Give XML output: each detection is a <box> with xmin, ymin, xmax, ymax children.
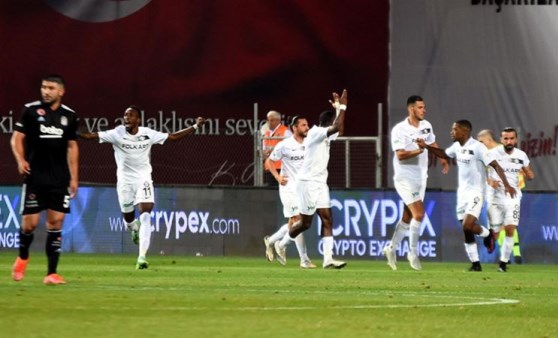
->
<box><xmin>0</xmin><ymin>0</ymin><xmax>388</xmax><ymax>185</ymax></box>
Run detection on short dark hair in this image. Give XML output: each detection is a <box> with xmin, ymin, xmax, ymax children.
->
<box><xmin>127</xmin><ymin>105</ymin><xmax>142</xmax><ymax>118</ymax></box>
<box><xmin>318</xmin><ymin>110</ymin><xmax>336</xmax><ymax>127</ymax></box>
<box><xmin>407</xmin><ymin>95</ymin><xmax>423</xmax><ymax>106</ymax></box>
<box><xmin>289</xmin><ymin>115</ymin><xmax>306</xmax><ymax>128</ymax></box>
<box><xmin>455</xmin><ymin>119</ymin><xmax>472</xmax><ymax>131</ymax></box>
<box><xmin>42</xmin><ymin>74</ymin><xmax>66</xmax><ymax>87</ymax></box>
<box><xmin>501</xmin><ymin>127</ymin><xmax>517</xmax><ymax>137</ymax></box>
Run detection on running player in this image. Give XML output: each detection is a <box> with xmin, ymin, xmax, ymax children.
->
<box><xmin>417</xmin><ymin>120</ymin><xmax>516</xmax><ymax>271</ymax></box>
<box><xmin>80</xmin><ymin>106</ymin><xmax>205</xmax><ymax>269</ymax></box>
<box><xmin>263</xmin><ymin>116</ymin><xmax>316</xmax><ymax>269</ymax></box>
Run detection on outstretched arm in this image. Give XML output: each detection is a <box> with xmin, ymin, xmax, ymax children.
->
<box><xmin>167</xmin><ymin>117</ymin><xmax>206</xmax><ymax>142</ymax></box>
<box><xmin>327</xmin><ymin>89</ymin><xmax>347</xmax><ymax>137</ymax></box>
<box><xmin>489</xmin><ymin>160</ymin><xmax>517</xmax><ymax>198</ymax></box>
<box><xmin>431</xmin><ymin>142</ymin><xmax>450</xmax><ymax>174</ymax></box>
<box><xmin>79</xmin><ymin>132</ymin><xmax>100</xmax><ymax>140</ymax></box>
<box><xmin>416</xmin><ymin>139</ymin><xmax>450</xmax><ymax>160</ymax></box>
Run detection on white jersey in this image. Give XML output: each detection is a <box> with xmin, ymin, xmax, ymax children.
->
<box><xmin>486</xmin><ymin>146</ymin><xmax>529</xmax><ymax>203</ymax></box>
<box><xmin>98</xmin><ymin>126</ymin><xmax>168</xmax><ymax>184</ymax></box>
<box><xmin>297</xmin><ymin>125</ymin><xmax>338</xmax><ymax>183</ymax></box>
<box><xmin>445</xmin><ymin>137</ymin><xmax>496</xmax><ymax>196</ymax></box>
<box><xmin>391</xmin><ymin>118</ymin><xmax>436</xmax><ymax>182</ymax></box>
<box><xmin>269</xmin><ymin>136</ymin><xmax>305</xmax><ymax>192</ymax></box>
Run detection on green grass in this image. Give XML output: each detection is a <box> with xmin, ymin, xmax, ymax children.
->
<box><xmin>1</xmin><ymin>252</ymin><xmax>557</xmax><ymax>338</ymax></box>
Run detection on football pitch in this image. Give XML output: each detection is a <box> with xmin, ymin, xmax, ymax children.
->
<box><xmin>1</xmin><ymin>252</ymin><xmax>557</xmax><ymax>338</ymax></box>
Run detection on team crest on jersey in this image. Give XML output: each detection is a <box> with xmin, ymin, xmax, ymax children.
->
<box><xmin>460</xmin><ymin>149</ymin><xmax>474</xmax><ymax>155</ymax></box>
<box><xmin>37</xmin><ymin>109</ymin><xmax>46</xmax><ymax>116</ymax></box>
<box><xmin>60</xmin><ymin>116</ymin><xmax>68</xmax><ymax>126</ymax></box>
<box><xmin>138</xmin><ymin>135</ymin><xmax>150</xmax><ymax>141</ymax></box>
<box><xmin>419</xmin><ymin>128</ymin><xmax>431</xmax><ymax>134</ymax></box>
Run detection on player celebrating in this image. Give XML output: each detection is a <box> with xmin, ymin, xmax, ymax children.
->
<box><xmin>80</xmin><ymin>106</ymin><xmax>205</xmax><ymax>269</ymax></box>
<box><xmin>263</xmin><ymin>116</ymin><xmax>316</xmax><ymax>269</ymax></box>
<box><xmin>383</xmin><ymin>95</ymin><xmax>448</xmax><ymax>271</ymax></box>
<box><xmin>275</xmin><ymin>89</ymin><xmax>348</xmax><ymax>269</ymax></box>
<box><xmin>417</xmin><ymin>120</ymin><xmax>516</xmax><ymax>271</ymax></box>
<box><xmin>11</xmin><ymin>74</ymin><xmax>79</xmax><ymax>285</ymax></box>
<box><xmin>477</xmin><ymin>128</ymin><xmax>534</xmax><ymax>272</ymax></box>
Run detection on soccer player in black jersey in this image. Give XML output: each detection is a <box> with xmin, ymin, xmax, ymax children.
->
<box><xmin>10</xmin><ymin>74</ymin><xmax>79</xmax><ymax>285</ymax></box>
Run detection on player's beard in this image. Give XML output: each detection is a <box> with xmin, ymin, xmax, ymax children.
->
<box><xmin>504</xmin><ymin>144</ymin><xmax>515</xmax><ymax>152</ymax></box>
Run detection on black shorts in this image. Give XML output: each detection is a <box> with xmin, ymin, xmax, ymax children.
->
<box><xmin>20</xmin><ymin>184</ymin><xmax>71</xmax><ymax>215</ymax></box>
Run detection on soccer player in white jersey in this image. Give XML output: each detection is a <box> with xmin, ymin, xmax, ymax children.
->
<box><xmin>417</xmin><ymin>120</ymin><xmax>516</xmax><ymax>271</ymax></box>
<box><xmin>275</xmin><ymin>89</ymin><xmax>348</xmax><ymax>269</ymax></box>
<box><xmin>80</xmin><ymin>106</ymin><xmax>205</xmax><ymax>269</ymax></box>
<box><xmin>477</xmin><ymin>128</ymin><xmax>534</xmax><ymax>272</ymax></box>
<box><xmin>384</xmin><ymin>95</ymin><xmax>449</xmax><ymax>271</ymax></box>
<box><xmin>263</xmin><ymin>116</ymin><xmax>316</xmax><ymax>269</ymax></box>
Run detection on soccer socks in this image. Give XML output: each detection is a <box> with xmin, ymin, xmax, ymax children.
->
<box><xmin>322</xmin><ymin>236</ymin><xmax>334</xmax><ymax>261</ymax></box>
<box><xmin>389</xmin><ymin>221</ymin><xmax>410</xmax><ymax>250</ymax></box>
<box><xmin>464</xmin><ymin>243</ymin><xmax>480</xmax><ymax>263</ymax></box>
<box><xmin>46</xmin><ymin>230</ymin><xmax>62</xmax><ymax>275</ymax></box>
<box><xmin>294</xmin><ymin>233</ymin><xmax>310</xmax><ymax>263</ymax></box>
<box><xmin>479</xmin><ymin>226</ymin><xmax>490</xmax><ymax>238</ymax></box>
<box><xmin>19</xmin><ymin>230</ymin><xmax>34</xmax><ymax>259</ymax></box>
<box><xmin>139</xmin><ymin>212</ymin><xmax>152</xmax><ymax>257</ymax></box>
<box><xmin>278</xmin><ymin>231</ymin><xmax>293</xmax><ymax>248</ymax></box>
<box><xmin>268</xmin><ymin>223</ymin><xmax>289</xmax><ymax>245</ymax></box>
<box><xmin>512</xmin><ymin>229</ymin><xmax>522</xmax><ymax>257</ymax></box>
<box><xmin>500</xmin><ymin>236</ymin><xmax>514</xmax><ymax>263</ymax></box>
<box><xmin>409</xmin><ymin>219</ymin><xmax>421</xmax><ymax>255</ymax></box>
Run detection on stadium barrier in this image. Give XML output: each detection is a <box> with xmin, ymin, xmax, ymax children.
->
<box><xmin>1</xmin><ymin>185</ymin><xmax>557</xmax><ymax>263</ymax></box>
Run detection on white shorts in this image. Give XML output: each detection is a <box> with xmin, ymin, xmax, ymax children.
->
<box><xmin>456</xmin><ymin>191</ymin><xmax>484</xmax><ymax>221</ymax></box>
<box><xmin>117</xmin><ymin>179</ymin><xmax>155</xmax><ymax>213</ymax></box>
<box><xmin>487</xmin><ymin>202</ymin><xmax>521</xmax><ymax>231</ymax></box>
<box><xmin>279</xmin><ymin>188</ymin><xmax>300</xmax><ymax>218</ymax></box>
<box><xmin>297</xmin><ymin>180</ymin><xmax>331</xmax><ymax>216</ymax></box>
<box><xmin>394</xmin><ymin>178</ymin><xmax>426</xmax><ymax>205</ymax></box>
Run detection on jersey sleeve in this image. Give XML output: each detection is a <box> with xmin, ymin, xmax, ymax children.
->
<box><xmin>425</xmin><ymin>122</ymin><xmax>436</xmax><ymax>145</ymax></box>
<box><xmin>521</xmin><ymin>151</ymin><xmax>530</xmax><ymax>168</ymax></box>
<box><xmin>67</xmin><ymin>114</ymin><xmax>79</xmax><ymax>140</ymax></box>
<box><xmin>390</xmin><ymin>124</ymin><xmax>404</xmax><ymax>151</ymax></box>
<box><xmin>445</xmin><ymin>142</ymin><xmax>457</xmax><ymax>158</ymax></box>
<box><xmin>307</xmin><ymin>126</ymin><xmax>328</xmax><ymax>146</ymax></box>
<box><xmin>479</xmin><ymin>143</ymin><xmax>495</xmax><ymax>166</ymax></box>
<box><xmin>269</xmin><ymin>140</ymin><xmax>285</xmax><ymax>161</ymax></box>
<box><xmin>149</xmin><ymin>129</ymin><xmax>169</xmax><ymax>145</ymax></box>
<box><xmin>98</xmin><ymin>128</ymin><xmax>118</xmax><ymax>144</ymax></box>
<box><xmin>13</xmin><ymin>106</ymin><xmax>31</xmax><ymax>134</ymax></box>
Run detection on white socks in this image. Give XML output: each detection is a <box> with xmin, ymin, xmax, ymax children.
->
<box><xmin>479</xmin><ymin>226</ymin><xmax>490</xmax><ymax>238</ymax></box>
<box><xmin>322</xmin><ymin>236</ymin><xmax>334</xmax><ymax>261</ymax></box>
<box><xmin>464</xmin><ymin>243</ymin><xmax>480</xmax><ymax>262</ymax></box>
<box><xmin>268</xmin><ymin>224</ymin><xmax>289</xmax><ymax>245</ymax></box>
<box><xmin>500</xmin><ymin>236</ymin><xmax>514</xmax><ymax>263</ymax></box>
<box><xmin>389</xmin><ymin>221</ymin><xmax>410</xmax><ymax>250</ymax></box>
<box><xmin>294</xmin><ymin>233</ymin><xmax>310</xmax><ymax>263</ymax></box>
<box><xmin>409</xmin><ymin>219</ymin><xmax>421</xmax><ymax>255</ymax></box>
<box><xmin>139</xmin><ymin>212</ymin><xmax>151</xmax><ymax>257</ymax></box>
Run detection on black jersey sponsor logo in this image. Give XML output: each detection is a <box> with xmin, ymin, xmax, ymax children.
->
<box><xmin>290</xmin><ymin>156</ymin><xmax>304</xmax><ymax>161</ymax></box>
<box><xmin>40</xmin><ymin>124</ymin><xmax>63</xmax><ymax>136</ymax></box>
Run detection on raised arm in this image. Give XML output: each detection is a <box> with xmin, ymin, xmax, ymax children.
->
<box><xmin>327</xmin><ymin>89</ymin><xmax>347</xmax><ymax>137</ymax></box>
<box><xmin>167</xmin><ymin>117</ymin><xmax>206</xmax><ymax>142</ymax></box>
<box><xmin>488</xmin><ymin>160</ymin><xmax>517</xmax><ymax>198</ymax></box>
